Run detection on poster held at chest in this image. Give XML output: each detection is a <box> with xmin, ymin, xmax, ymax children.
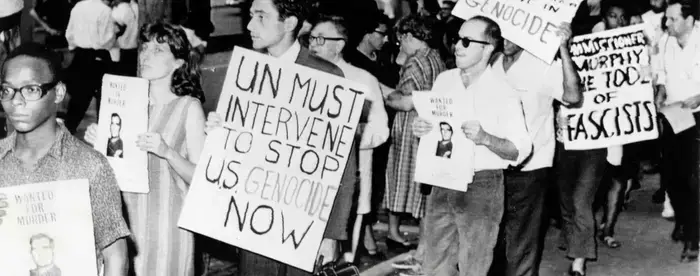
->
<box><xmin>452</xmin><ymin>0</ymin><xmax>582</xmax><ymax>63</ymax></box>
<box><xmin>178</xmin><ymin>47</ymin><xmax>367</xmax><ymax>272</ymax></box>
<box><xmin>560</xmin><ymin>24</ymin><xmax>658</xmax><ymax>150</ymax></box>
<box><xmin>94</xmin><ymin>74</ymin><xmax>150</xmax><ymax>193</ymax></box>
<box><xmin>412</xmin><ymin>91</ymin><xmax>474</xmax><ymax>191</ymax></box>
<box><xmin>0</xmin><ymin>179</ymin><xmax>98</xmax><ymax>276</ymax></box>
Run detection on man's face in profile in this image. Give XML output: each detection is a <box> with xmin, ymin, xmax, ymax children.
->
<box><xmin>440</xmin><ymin>124</ymin><xmax>452</xmax><ymax>141</ymax></box>
<box><xmin>30</xmin><ymin>237</ymin><xmax>54</xmax><ymax>267</ymax></box>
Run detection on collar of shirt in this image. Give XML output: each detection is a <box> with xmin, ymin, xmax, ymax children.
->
<box><xmin>274</xmin><ymin>41</ymin><xmax>301</xmax><ymax>62</ymax></box>
<box><xmin>0</xmin><ymin>123</ymin><xmax>68</xmax><ymax>160</ymax></box>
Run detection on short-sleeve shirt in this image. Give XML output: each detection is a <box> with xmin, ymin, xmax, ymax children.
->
<box><xmin>0</xmin><ymin>124</ymin><xmax>131</xmax><ymax>264</ymax></box>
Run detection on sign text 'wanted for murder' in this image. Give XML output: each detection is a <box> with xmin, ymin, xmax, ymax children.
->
<box><xmin>452</xmin><ymin>0</ymin><xmax>582</xmax><ymax>63</ymax></box>
<box><xmin>561</xmin><ymin>24</ymin><xmax>658</xmax><ymax>150</ymax></box>
<box><xmin>178</xmin><ymin>47</ymin><xmax>366</xmax><ymax>272</ymax></box>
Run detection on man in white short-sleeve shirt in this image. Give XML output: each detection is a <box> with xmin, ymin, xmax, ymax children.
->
<box><xmin>489</xmin><ymin>23</ymin><xmax>583</xmax><ymax>275</ymax></box>
<box><xmin>413</xmin><ymin>16</ymin><xmax>532</xmax><ymax>276</ymax></box>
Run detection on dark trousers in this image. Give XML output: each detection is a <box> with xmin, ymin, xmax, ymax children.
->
<box><xmin>492</xmin><ymin>168</ymin><xmax>549</xmax><ymax>276</ymax></box>
<box><xmin>555</xmin><ymin>144</ymin><xmax>607</xmax><ymax>260</ymax></box>
<box><xmin>661</xmin><ymin>115</ymin><xmax>700</xmax><ymax>244</ymax></box>
<box><xmin>64</xmin><ymin>48</ymin><xmax>112</xmax><ymax>133</ymax></box>
<box><xmin>424</xmin><ymin>170</ymin><xmax>505</xmax><ymax>276</ymax></box>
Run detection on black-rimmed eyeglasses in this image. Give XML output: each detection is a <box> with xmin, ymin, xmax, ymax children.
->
<box><xmin>309</xmin><ymin>35</ymin><xmax>345</xmax><ymax>45</ymax></box>
<box><xmin>452</xmin><ymin>37</ymin><xmax>490</xmax><ymax>48</ymax></box>
<box><xmin>0</xmin><ymin>81</ymin><xmax>58</xmax><ymax>101</ymax></box>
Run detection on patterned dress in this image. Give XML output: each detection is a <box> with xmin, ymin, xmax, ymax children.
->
<box><xmin>123</xmin><ymin>96</ymin><xmax>201</xmax><ymax>276</ymax></box>
<box><xmin>384</xmin><ymin>48</ymin><xmax>446</xmax><ymax>218</ymax></box>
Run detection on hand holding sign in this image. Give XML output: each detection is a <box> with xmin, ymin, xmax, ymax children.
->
<box><xmin>137</xmin><ymin>132</ymin><xmax>172</xmax><ymax>159</ymax></box>
<box><xmin>461</xmin><ymin>121</ymin><xmax>488</xmax><ymax>145</ymax></box>
<box><xmin>0</xmin><ymin>193</ymin><xmax>7</xmax><ymax>226</ymax></box>
<box><xmin>316</xmin><ymin>238</ymin><xmax>338</xmax><ymax>267</ymax></box>
<box><xmin>556</xmin><ymin>22</ymin><xmax>573</xmax><ymax>48</ymax></box>
<box><xmin>412</xmin><ymin>117</ymin><xmax>433</xmax><ymax>137</ymax></box>
<box><xmin>84</xmin><ymin>123</ymin><xmax>98</xmax><ymax>146</ymax></box>
<box><xmin>681</xmin><ymin>95</ymin><xmax>700</xmax><ymax>110</ymax></box>
<box><xmin>205</xmin><ymin>112</ymin><xmax>224</xmax><ymax>135</ymax></box>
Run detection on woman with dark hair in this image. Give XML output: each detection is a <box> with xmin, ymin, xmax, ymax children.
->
<box><xmin>85</xmin><ymin>22</ymin><xmax>207</xmax><ymax>276</ymax></box>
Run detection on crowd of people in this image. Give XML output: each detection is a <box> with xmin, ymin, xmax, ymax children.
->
<box><xmin>0</xmin><ymin>0</ymin><xmax>698</xmax><ymax>276</ymax></box>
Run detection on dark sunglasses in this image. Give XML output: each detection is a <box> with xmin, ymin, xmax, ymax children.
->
<box><xmin>0</xmin><ymin>81</ymin><xmax>59</xmax><ymax>102</ymax></box>
<box><xmin>452</xmin><ymin>37</ymin><xmax>490</xmax><ymax>48</ymax></box>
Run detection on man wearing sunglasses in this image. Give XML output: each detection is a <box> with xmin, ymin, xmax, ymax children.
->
<box><xmin>488</xmin><ymin>24</ymin><xmax>583</xmax><ymax>276</ymax></box>
<box><xmin>412</xmin><ymin>16</ymin><xmax>532</xmax><ymax>276</ymax></box>
<box><xmin>0</xmin><ymin>43</ymin><xmax>130</xmax><ymax>276</ymax></box>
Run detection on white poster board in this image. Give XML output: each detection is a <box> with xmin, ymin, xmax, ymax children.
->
<box><xmin>95</xmin><ymin>74</ymin><xmax>150</xmax><ymax>193</ymax></box>
<box><xmin>452</xmin><ymin>0</ymin><xmax>582</xmax><ymax>63</ymax></box>
<box><xmin>560</xmin><ymin>24</ymin><xmax>658</xmax><ymax>150</ymax></box>
<box><xmin>412</xmin><ymin>91</ymin><xmax>474</xmax><ymax>191</ymax></box>
<box><xmin>0</xmin><ymin>179</ymin><xmax>98</xmax><ymax>276</ymax></box>
<box><xmin>178</xmin><ymin>47</ymin><xmax>366</xmax><ymax>272</ymax></box>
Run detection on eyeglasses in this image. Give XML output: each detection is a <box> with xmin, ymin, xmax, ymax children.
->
<box><xmin>0</xmin><ymin>81</ymin><xmax>58</xmax><ymax>102</ymax></box>
<box><xmin>452</xmin><ymin>37</ymin><xmax>490</xmax><ymax>48</ymax></box>
<box><xmin>308</xmin><ymin>35</ymin><xmax>345</xmax><ymax>45</ymax></box>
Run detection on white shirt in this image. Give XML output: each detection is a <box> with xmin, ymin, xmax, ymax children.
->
<box><xmin>493</xmin><ymin>52</ymin><xmax>564</xmax><ymax>171</ymax></box>
<box><xmin>657</xmin><ymin>23</ymin><xmax>700</xmax><ymax>112</ymax></box>
<box><xmin>65</xmin><ymin>0</ymin><xmax>116</xmax><ymax>51</ymax></box>
<box><xmin>274</xmin><ymin>41</ymin><xmax>301</xmax><ymax>62</ymax></box>
<box><xmin>0</xmin><ymin>0</ymin><xmax>23</xmax><ymax>17</ymax></box>
<box><xmin>430</xmin><ymin>68</ymin><xmax>533</xmax><ymax>172</ymax></box>
<box><xmin>336</xmin><ymin>59</ymin><xmax>389</xmax><ymax>149</ymax></box>
<box><xmin>112</xmin><ymin>1</ymin><xmax>138</xmax><ymax>50</ymax></box>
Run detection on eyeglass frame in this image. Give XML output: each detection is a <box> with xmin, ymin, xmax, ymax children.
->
<box><xmin>0</xmin><ymin>81</ymin><xmax>60</xmax><ymax>102</ymax></box>
<box><xmin>308</xmin><ymin>35</ymin><xmax>345</xmax><ymax>46</ymax></box>
<box><xmin>453</xmin><ymin>37</ymin><xmax>490</xmax><ymax>48</ymax></box>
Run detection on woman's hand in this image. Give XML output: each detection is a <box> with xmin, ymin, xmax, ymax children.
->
<box><xmin>205</xmin><ymin>112</ymin><xmax>224</xmax><ymax>135</ymax></box>
<box><xmin>137</xmin><ymin>132</ymin><xmax>172</xmax><ymax>159</ymax></box>
<box><xmin>84</xmin><ymin>123</ymin><xmax>98</xmax><ymax>146</ymax></box>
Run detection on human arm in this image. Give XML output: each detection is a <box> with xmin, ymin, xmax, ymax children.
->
<box><xmin>0</xmin><ymin>193</ymin><xmax>6</xmax><ymax>225</ymax></box>
<box><xmin>462</xmin><ymin>121</ymin><xmax>519</xmax><ymax>161</ymax></box>
<box><xmin>102</xmin><ymin>239</ymin><xmax>128</xmax><ymax>276</ymax></box>
<box><xmin>557</xmin><ymin>23</ymin><xmax>583</xmax><ymax>105</ymax></box>
<box><xmin>97</xmin><ymin>8</ymin><xmax>117</xmax><ymax>49</ymax></box>
<box><xmin>386</xmin><ymin>57</ymin><xmax>422</xmax><ymax>111</ymax></box>
<box><xmin>359</xmin><ymin>80</ymin><xmax>389</xmax><ymax>149</ymax></box>
<box><xmin>29</xmin><ymin>8</ymin><xmax>60</xmax><ymax>35</ymax></box>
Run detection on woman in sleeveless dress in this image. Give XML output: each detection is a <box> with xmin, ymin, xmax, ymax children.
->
<box><xmin>86</xmin><ymin>22</ymin><xmax>207</xmax><ymax>276</ymax></box>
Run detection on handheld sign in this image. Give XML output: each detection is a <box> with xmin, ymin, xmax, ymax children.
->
<box><xmin>452</xmin><ymin>0</ymin><xmax>582</xmax><ymax>63</ymax></box>
<box><xmin>178</xmin><ymin>47</ymin><xmax>367</xmax><ymax>272</ymax></box>
<box><xmin>412</xmin><ymin>91</ymin><xmax>474</xmax><ymax>191</ymax></box>
<box><xmin>0</xmin><ymin>180</ymin><xmax>98</xmax><ymax>276</ymax></box>
<box><xmin>95</xmin><ymin>74</ymin><xmax>150</xmax><ymax>193</ymax></box>
<box><xmin>560</xmin><ymin>24</ymin><xmax>658</xmax><ymax>150</ymax></box>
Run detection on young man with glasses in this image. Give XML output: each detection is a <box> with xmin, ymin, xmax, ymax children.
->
<box><xmin>487</xmin><ymin>24</ymin><xmax>582</xmax><ymax>276</ymax></box>
<box><xmin>0</xmin><ymin>43</ymin><xmax>130</xmax><ymax>276</ymax></box>
<box><xmin>412</xmin><ymin>16</ymin><xmax>532</xmax><ymax>276</ymax></box>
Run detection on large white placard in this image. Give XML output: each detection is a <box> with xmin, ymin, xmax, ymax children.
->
<box><xmin>413</xmin><ymin>91</ymin><xmax>474</xmax><ymax>191</ymax></box>
<box><xmin>178</xmin><ymin>47</ymin><xmax>366</xmax><ymax>272</ymax></box>
<box><xmin>560</xmin><ymin>24</ymin><xmax>658</xmax><ymax>150</ymax></box>
<box><xmin>95</xmin><ymin>74</ymin><xmax>150</xmax><ymax>193</ymax></box>
<box><xmin>0</xmin><ymin>179</ymin><xmax>97</xmax><ymax>276</ymax></box>
<box><xmin>452</xmin><ymin>0</ymin><xmax>582</xmax><ymax>63</ymax></box>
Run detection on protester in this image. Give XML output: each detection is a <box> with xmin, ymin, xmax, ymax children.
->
<box><xmin>412</xmin><ymin>15</ymin><xmax>532</xmax><ymax>276</ymax></box>
<box><xmin>0</xmin><ymin>42</ymin><xmax>130</xmax><ymax>276</ymax></box>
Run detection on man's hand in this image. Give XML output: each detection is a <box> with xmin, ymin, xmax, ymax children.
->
<box><xmin>205</xmin><ymin>112</ymin><xmax>224</xmax><ymax>135</ymax></box>
<box><xmin>411</xmin><ymin>117</ymin><xmax>432</xmax><ymax>137</ymax></box>
<box><xmin>556</xmin><ymin>22</ymin><xmax>573</xmax><ymax>48</ymax></box>
<box><xmin>316</xmin><ymin>238</ymin><xmax>338</xmax><ymax>267</ymax></box>
<box><xmin>0</xmin><ymin>193</ymin><xmax>8</xmax><ymax>226</ymax></box>
<box><xmin>681</xmin><ymin>94</ymin><xmax>700</xmax><ymax>109</ymax></box>
<box><xmin>461</xmin><ymin>121</ymin><xmax>489</xmax><ymax>145</ymax></box>
<box><xmin>655</xmin><ymin>85</ymin><xmax>667</xmax><ymax>109</ymax></box>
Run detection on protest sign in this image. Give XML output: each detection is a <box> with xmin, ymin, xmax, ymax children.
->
<box><xmin>452</xmin><ymin>0</ymin><xmax>582</xmax><ymax>63</ymax></box>
<box><xmin>94</xmin><ymin>74</ymin><xmax>150</xmax><ymax>193</ymax></box>
<box><xmin>178</xmin><ymin>47</ymin><xmax>367</xmax><ymax>272</ymax></box>
<box><xmin>412</xmin><ymin>91</ymin><xmax>474</xmax><ymax>191</ymax></box>
<box><xmin>0</xmin><ymin>179</ymin><xmax>97</xmax><ymax>276</ymax></box>
<box><xmin>560</xmin><ymin>24</ymin><xmax>658</xmax><ymax>150</ymax></box>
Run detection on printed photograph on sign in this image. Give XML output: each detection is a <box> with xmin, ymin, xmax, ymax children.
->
<box><xmin>451</xmin><ymin>0</ymin><xmax>583</xmax><ymax>63</ymax></box>
<box><xmin>0</xmin><ymin>180</ymin><xmax>98</xmax><ymax>276</ymax></box>
<box><xmin>178</xmin><ymin>46</ymin><xmax>367</xmax><ymax>272</ymax></box>
<box><xmin>413</xmin><ymin>92</ymin><xmax>474</xmax><ymax>191</ymax></box>
<box><xmin>94</xmin><ymin>74</ymin><xmax>150</xmax><ymax>193</ymax></box>
<box><xmin>560</xmin><ymin>24</ymin><xmax>658</xmax><ymax>150</ymax></box>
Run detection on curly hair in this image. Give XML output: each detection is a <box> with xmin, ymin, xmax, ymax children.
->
<box><xmin>139</xmin><ymin>22</ymin><xmax>205</xmax><ymax>103</ymax></box>
<box><xmin>395</xmin><ymin>14</ymin><xmax>441</xmax><ymax>49</ymax></box>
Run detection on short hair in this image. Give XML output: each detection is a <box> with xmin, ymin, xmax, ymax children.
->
<box><xmin>601</xmin><ymin>0</ymin><xmax>631</xmax><ymax>20</ymax></box>
<box><xmin>467</xmin><ymin>16</ymin><xmax>503</xmax><ymax>54</ymax></box>
<box><xmin>313</xmin><ymin>13</ymin><xmax>350</xmax><ymax>40</ymax></box>
<box><xmin>668</xmin><ymin>0</ymin><xmax>699</xmax><ymax>19</ymax></box>
<box><xmin>111</xmin><ymin>113</ymin><xmax>122</xmax><ymax>126</ymax></box>
<box><xmin>272</xmin><ymin>0</ymin><xmax>310</xmax><ymax>37</ymax></box>
<box><xmin>396</xmin><ymin>15</ymin><xmax>441</xmax><ymax>48</ymax></box>
<box><xmin>2</xmin><ymin>43</ymin><xmax>63</xmax><ymax>83</ymax></box>
<box><xmin>439</xmin><ymin>122</ymin><xmax>452</xmax><ymax>132</ymax></box>
<box><xmin>29</xmin><ymin>233</ymin><xmax>54</xmax><ymax>247</ymax></box>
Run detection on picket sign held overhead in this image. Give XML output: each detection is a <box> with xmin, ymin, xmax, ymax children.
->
<box><xmin>95</xmin><ymin>74</ymin><xmax>150</xmax><ymax>193</ymax></box>
<box><xmin>560</xmin><ymin>24</ymin><xmax>659</xmax><ymax>150</ymax></box>
<box><xmin>452</xmin><ymin>0</ymin><xmax>582</xmax><ymax>63</ymax></box>
<box><xmin>178</xmin><ymin>46</ymin><xmax>367</xmax><ymax>272</ymax></box>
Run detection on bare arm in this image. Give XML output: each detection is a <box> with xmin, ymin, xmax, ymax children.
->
<box><xmin>386</xmin><ymin>91</ymin><xmax>414</xmax><ymax>111</ymax></box>
<box><xmin>165</xmin><ymin>102</ymin><xmax>206</xmax><ymax>184</ymax></box>
<box><xmin>481</xmin><ymin>134</ymin><xmax>519</xmax><ymax>161</ymax></box>
<box><xmin>559</xmin><ymin>44</ymin><xmax>583</xmax><ymax>105</ymax></box>
<box><xmin>102</xmin><ymin>238</ymin><xmax>128</xmax><ymax>276</ymax></box>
